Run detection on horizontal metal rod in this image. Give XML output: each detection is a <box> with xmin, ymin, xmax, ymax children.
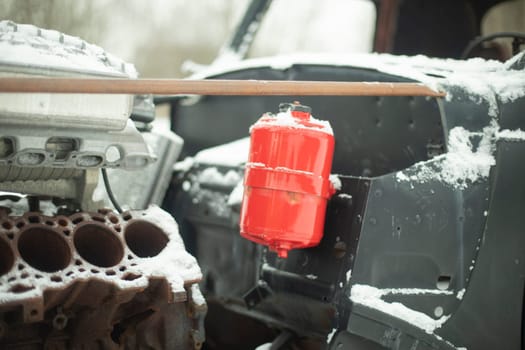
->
<box><xmin>0</xmin><ymin>77</ymin><xmax>445</xmax><ymax>97</ymax></box>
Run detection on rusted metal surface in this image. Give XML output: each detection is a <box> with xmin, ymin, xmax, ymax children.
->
<box><xmin>0</xmin><ymin>77</ymin><xmax>446</xmax><ymax>97</ymax></box>
<box><xmin>0</xmin><ymin>207</ymin><xmax>205</xmax><ymax>349</ymax></box>
<box><xmin>374</xmin><ymin>0</ymin><xmax>400</xmax><ymax>53</ymax></box>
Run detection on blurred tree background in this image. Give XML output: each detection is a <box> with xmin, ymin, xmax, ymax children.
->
<box><xmin>1</xmin><ymin>0</ymin><xmax>524</xmax><ymax>78</ymax></box>
<box><xmin>0</xmin><ymin>0</ymin><xmax>248</xmax><ymax>77</ymax></box>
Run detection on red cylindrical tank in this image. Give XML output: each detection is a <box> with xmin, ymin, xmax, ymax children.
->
<box><xmin>240</xmin><ymin>102</ymin><xmax>335</xmax><ymax>258</ymax></box>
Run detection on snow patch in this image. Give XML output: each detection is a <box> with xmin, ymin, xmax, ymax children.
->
<box><xmin>442</xmin><ymin>75</ymin><xmax>498</xmax><ymax>117</ymax></box>
<box><xmin>255</xmin><ymin>343</ymin><xmax>272</xmax><ymax>350</ymax></box>
<box><xmin>0</xmin><ymin>194</ymin><xmax>57</xmax><ymax>216</ymax></box>
<box><xmin>330</xmin><ymin>174</ymin><xmax>342</xmax><ymax>191</ymax></box>
<box><xmin>124</xmin><ymin>206</ymin><xmax>202</xmax><ymax>293</ymax></box>
<box><xmin>397</xmin><ymin>122</ymin><xmax>497</xmax><ymax>189</ymax></box>
<box><xmin>456</xmin><ymin>288</ymin><xmax>466</xmax><ymax>300</ymax></box>
<box><xmin>0</xmin><ymin>206</ymin><xmax>201</xmax><ymax>304</ymax></box>
<box><xmin>191</xmin><ymin>284</ymin><xmax>206</xmax><ymax>306</ymax></box>
<box><xmin>396</xmin><ymin>172</ymin><xmax>410</xmax><ymax>181</ymax></box>
<box><xmin>497</xmin><ymin>128</ymin><xmax>525</xmax><ymax>141</ymax></box>
<box><xmin>346</xmin><ymin>269</ymin><xmax>352</xmax><ymax>282</ymax></box>
<box><xmin>182</xmin><ymin>181</ymin><xmax>191</xmax><ymax>191</ymax></box>
<box><xmin>326</xmin><ymin>328</ymin><xmax>337</xmax><ymax>344</ymax></box>
<box><xmin>252</xmin><ymin>110</ymin><xmax>333</xmax><ymax>135</ymax></box>
<box><xmin>227</xmin><ymin>181</ymin><xmax>244</xmax><ymax>206</ymax></box>
<box><xmin>490</xmin><ymin>69</ymin><xmax>525</xmax><ymax>105</ymax></box>
<box><xmin>0</xmin><ymin>20</ymin><xmax>136</xmax><ymax>77</ymax></box>
<box><xmin>198</xmin><ymin>167</ymin><xmax>242</xmax><ymax>187</ymax></box>
<box><xmin>439</xmin><ymin>56</ymin><xmax>525</xmax><ymax>117</ymax></box>
<box><xmin>194</xmin><ymin>138</ymin><xmax>250</xmax><ymax>166</ymax></box>
<box><xmin>191</xmin><ymin>51</ymin><xmax>525</xmax><ymax>123</ymax></box>
<box><xmin>350</xmin><ymin>284</ymin><xmax>450</xmax><ymax>334</ymax></box>
<box><xmin>174</xmin><ymin>157</ymin><xmax>195</xmax><ymax>172</ymax></box>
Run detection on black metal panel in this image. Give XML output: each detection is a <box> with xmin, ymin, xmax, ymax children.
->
<box><xmin>344</xmin><ymin>305</ymin><xmax>456</xmax><ymax>350</ymax></box>
<box><xmin>261</xmin><ymin>177</ymin><xmax>369</xmax><ymax>300</ymax></box>
<box><xmin>168</xmin><ymin>164</ymin><xmax>261</xmax><ymax>300</ymax></box>
<box><xmin>165</xmin><ymin>60</ymin><xmax>525</xmax><ymax>349</ymax></box>
<box><xmin>351</xmin><ymin>170</ymin><xmax>489</xmax><ymax>300</ymax></box>
<box><xmin>438</xmin><ymin>141</ymin><xmax>525</xmax><ymax>350</ymax></box>
<box><xmin>345</xmin><ymin>170</ymin><xmax>490</xmax><ymax>349</ymax></box>
<box><xmin>171</xmin><ymin>67</ymin><xmax>287</xmax><ymax>158</ymax></box>
<box><xmin>244</xmin><ymin>176</ymin><xmax>370</xmax><ymax>337</ymax></box>
<box><xmin>172</xmin><ymin>65</ymin><xmax>443</xmax><ymax>177</ymax></box>
<box><xmin>330</xmin><ymin>330</ymin><xmax>387</xmax><ymax>350</ymax></box>
<box><xmin>499</xmin><ymin>97</ymin><xmax>525</xmax><ymax>130</ymax></box>
<box><xmin>438</xmin><ymin>87</ymin><xmax>494</xmax><ymax>133</ymax></box>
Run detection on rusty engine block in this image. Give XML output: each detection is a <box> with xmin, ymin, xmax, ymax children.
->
<box><xmin>0</xmin><ymin>205</ymin><xmax>205</xmax><ymax>349</ymax></box>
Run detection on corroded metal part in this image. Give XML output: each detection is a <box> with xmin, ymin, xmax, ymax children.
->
<box><xmin>0</xmin><ymin>206</ymin><xmax>205</xmax><ymax>349</ymax></box>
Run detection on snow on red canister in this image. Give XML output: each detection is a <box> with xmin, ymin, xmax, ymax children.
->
<box><xmin>240</xmin><ymin>102</ymin><xmax>335</xmax><ymax>258</ymax></box>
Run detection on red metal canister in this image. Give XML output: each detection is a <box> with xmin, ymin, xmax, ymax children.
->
<box><xmin>240</xmin><ymin>102</ymin><xmax>335</xmax><ymax>258</ymax></box>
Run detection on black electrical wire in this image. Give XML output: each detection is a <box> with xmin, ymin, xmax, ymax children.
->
<box><xmin>101</xmin><ymin>168</ymin><xmax>123</xmax><ymax>213</ymax></box>
<box><xmin>461</xmin><ymin>32</ymin><xmax>525</xmax><ymax>59</ymax></box>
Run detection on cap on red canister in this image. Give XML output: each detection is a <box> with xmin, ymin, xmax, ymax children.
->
<box><xmin>240</xmin><ymin>102</ymin><xmax>335</xmax><ymax>258</ymax></box>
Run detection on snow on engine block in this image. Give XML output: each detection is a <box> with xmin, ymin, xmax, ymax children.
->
<box><xmin>0</xmin><ymin>205</ymin><xmax>205</xmax><ymax>348</ymax></box>
<box><xmin>0</xmin><ymin>21</ymin><xmax>206</xmax><ymax>349</ymax></box>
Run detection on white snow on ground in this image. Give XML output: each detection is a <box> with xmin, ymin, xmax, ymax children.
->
<box><xmin>350</xmin><ymin>284</ymin><xmax>450</xmax><ymax>334</ymax></box>
<box><xmin>396</xmin><ymin>122</ymin><xmax>497</xmax><ymax>189</ymax></box>
<box><xmin>194</xmin><ymin>137</ymin><xmax>250</xmax><ymax>166</ymax></box>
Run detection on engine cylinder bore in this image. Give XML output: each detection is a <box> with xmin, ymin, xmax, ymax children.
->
<box><xmin>74</xmin><ymin>223</ymin><xmax>123</xmax><ymax>267</ymax></box>
<box><xmin>0</xmin><ymin>238</ymin><xmax>14</xmax><ymax>275</ymax></box>
<box><xmin>125</xmin><ymin>220</ymin><xmax>168</xmax><ymax>258</ymax></box>
<box><xmin>18</xmin><ymin>226</ymin><xmax>71</xmax><ymax>273</ymax></box>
